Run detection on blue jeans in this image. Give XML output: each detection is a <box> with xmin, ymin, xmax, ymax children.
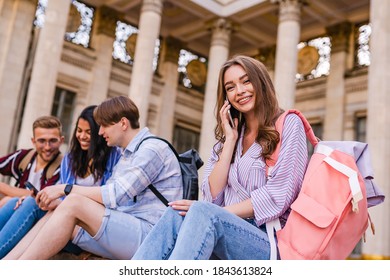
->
<box><xmin>132</xmin><ymin>201</ymin><xmax>271</xmax><ymax>260</ymax></box>
<box><xmin>0</xmin><ymin>196</ymin><xmax>46</xmax><ymax>258</ymax></box>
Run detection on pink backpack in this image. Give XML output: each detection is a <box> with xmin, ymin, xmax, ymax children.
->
<box><xmin>266</xmin><ymin>109</ymin><xmax>385</xmax><ymax>260</ymax></box>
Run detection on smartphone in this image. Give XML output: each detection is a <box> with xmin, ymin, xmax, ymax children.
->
<box><xmin>25</xmin><ymin>181</ymin><xmax>39</xmax><ymax>196</ymax></box>
<box><xmin>227</xmin><ymin>108</ymin><xmax>235</xmax><ymax>128</ymax></box>
<box><xmin>225</xmin><ymin>97</ymin><xmax>237</xmax><ymax>128</ymax></box>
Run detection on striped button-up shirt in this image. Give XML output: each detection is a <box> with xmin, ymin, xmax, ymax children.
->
<box><xmin>101</xmin><ymin>127</ymin><xmax>183</xmax><ymax>227</ymax></box>
<box><xmin>202</xmin><ymin>114</ymin><xmax>308</xmax><ymax>227</ymax></box>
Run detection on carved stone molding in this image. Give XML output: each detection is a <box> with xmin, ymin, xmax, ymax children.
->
<box><xmin>207</xmin><ymin>18</ymin><xmax>232</xmax><ymax>48</ymax></box>
<box><xmin>142</xmin><ymin>0</ymin><xmax>163</xmax><ymax>15</ymax></box>
<box><xmin>272</xmin><ymin>0</ymin><xmax>304</xmax><ymax>22</ymax></box>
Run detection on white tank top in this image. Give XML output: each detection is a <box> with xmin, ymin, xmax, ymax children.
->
<box><xmin>27</xmin><ymin>159</ymin><xmax>43</xmax><ymax>191</ymax></box>
<box><xmin>75</xmin><ymin>173</ymin><xmax>102</xmax><ymax>186</ymax></box>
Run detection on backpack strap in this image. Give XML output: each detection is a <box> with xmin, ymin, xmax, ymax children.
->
<box><xmin>18</xmin><ymin>149</ymin><xmax>35</xmax><ymax>174</ymax></box>
<box><xmin>265</xmin><ymin>109</ymin><xmax>319</xmax><ymax>260</ymax></box>
<box><xmin>135</xmin><ymin>136</ymin><xmax>180</xmax><ymax>160</ymax></box>
<box><xmin>266</xmin><ymin>109</ymin><xmax>319</xmax><ymax>169</ymax></box>
<box><xmin>134</xmin><ymin>136</ymin><xmax>177</xmax><ymax>206</ymax></box>
<box><xmin>148</xmin><ymin>184</ymin><xmax>169</xmax><ymax>206</ymax></box>
<box><xmin>45</xmin><ymin>152</ymin><xmax>63</xmax><ymax>179</ymax></box>
<box><xmin>266</xmin><ymin>219</ymin><xmax>282</xmax><ymax>260</ymax></box>
<box><xmin>18</xmin><ymin>150</ymin><xmax>62</xmax><ymax>180</ymax></box>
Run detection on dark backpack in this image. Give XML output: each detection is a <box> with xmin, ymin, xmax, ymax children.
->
<box><xmin>134</xmin><ymin>136</ymin><xmax>204</xmax><ymax>206</ymax></box>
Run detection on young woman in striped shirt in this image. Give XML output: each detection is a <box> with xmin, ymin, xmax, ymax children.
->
<box><xmin>133</xmin><ymin>55</ymin><xmax>309</xmax><ymax>260</ymax></box>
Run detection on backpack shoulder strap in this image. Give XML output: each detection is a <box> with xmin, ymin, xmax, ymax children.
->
<box><xmin>18</xmin><ymin>149</ymin><xmax>35</xmax><ymax>173</ymax></box>
<box><xmin>267</xmin><ymin>109</ymin><xmax>318</xmax><ymax>168</ymax></box>
<box><xmin>134</xmin><ymin>136</ymin><xmax>176</xmax><ymax>207</ymax></box>
<box><xmin>136</xmin><ymin>136</ymin><xmax>197</xmax><ymax>166</ymax></box>
<box><xmin>265</xmin><ymin>109</ymin><xmax>318</xmax><ymax>260</ymax></box>
<box><xmin>45</xmin><ymin>152</ymin><xmax>63</xmax><ymax>179</ymax></box>
<box><xmin>135</xmin><ymin>136</ymin><xmax>180</xmax><ymax>160</ymax></box>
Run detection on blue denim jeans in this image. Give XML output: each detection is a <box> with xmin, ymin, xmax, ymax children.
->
<box><xmin>0</xmin><ymin>196</ymin><xmax>46</xmax><ymax>258</ymax></box>
<box><xmin>132</xmin><ymin>201</ymin><xmax>271</xmax><ymax>260</ymax></box>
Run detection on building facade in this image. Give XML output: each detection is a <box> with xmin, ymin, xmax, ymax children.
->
<box><xmin>0</xmin><ymin>0</ymin><xmax>388</xmax><ymax>259</ymax></box>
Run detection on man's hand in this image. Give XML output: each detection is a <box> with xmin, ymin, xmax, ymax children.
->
<box><xmin>36</xmin><ymin>184</ymin><xmax>65</xmax><ymax>209</ymax></box>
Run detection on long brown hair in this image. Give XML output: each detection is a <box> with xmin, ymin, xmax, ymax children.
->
<box><xmin>214</xmin><ymin>55</ymin><xmax>283</xmax><ymax>161</ymax></box>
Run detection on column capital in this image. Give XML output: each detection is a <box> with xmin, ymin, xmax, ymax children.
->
<box><xmin>272</xmin><ymin>0</ymin><xmax>304</xmax><ymax>22</ymax></box>
<box><xmin>95</xmin><ymin>5</ymin><xmax>121</xmax><ymax>37</ymax></box>
<box><xmin>207</xmin><ymin>17</ymin><xmax>233</xmax><ymax>32</ymax></box>
<box><xmin>162</xmin><ymin>36</ymin><xmax>182</xmax><ymax>64</ymax></box>
<box><xmin>206</xmin><ymin>18</ymin><xmax>233</xmax><ymax>48</ymax></box>
<box><xmin>142</xmin><ymin>0</ymin><xmax>163</xmax><ymax>15</ymax></box>
<box><xmin>326</xmin><ymin>21</ymin><xmax>353</xmax><ymax>53</ymax></box>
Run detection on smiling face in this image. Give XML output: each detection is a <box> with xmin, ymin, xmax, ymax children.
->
<box><xmin>32</xmin><ymin>127</ymin><xmax>63</xmax><ymax>164</ymax></box>
<box><xmin>76</xmin><ymin>118</ymin><xmax>91</xmax><ymax>151</ymax></box>
<box><xmin>224</xmin><ymin>64</ymin><xmax>256</xmax><ymax>116</ymax></box>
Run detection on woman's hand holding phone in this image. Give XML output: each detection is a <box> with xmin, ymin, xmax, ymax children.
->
<box><xmin>224</xmin><ymin>98</ymin><xmax>236</xmax><ymax>128</ymax></box>
<box><xmin>221</xmin><ymin>99</ymin><xmax>238</xmax><ymax>143</ymax></box>
<box><xmin>227</xmin><ymin>108</ymin><xmax>235</xmax><ymax>128</ymax></box>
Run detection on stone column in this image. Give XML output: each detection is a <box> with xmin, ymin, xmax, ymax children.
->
<box><xmin>86</xmin><ymin>6</ymin><xmax>119</xmax><ymax>106</ymax></box>
<box><xmin>17</xmin><ymin>0</ymin><xmax>70</xmax><ymax>149</ymax></box>
<box><xmin>156</xmin><ymin>37</ymin><xmax>182</xmax><ymax>141</ymax></box>
<box><xmin>272</xmin><ymin>0</ymin><xmax>302</xmax><ymax>110</ymax></box>
<box><xmin>364</xmin><ymin>0</ymin><xmax>390</xmax><ymax>259</ymax></box>
<box><xmin>0</xmin><ymin>0</ymin><xmax>37</xmax><ymax>154</ymax></box>
<box><xmin>128</xmin><ymin>0</ymin><xmax>162</xmax><ymax>127</ymax></box>
<box><xmin>199</xmin><ymin>18</ymin><xmax>231</xmax><ymax>184</ymax></box>
<box><xmin>323</xmin><ymin>22</ymin><xmax>352</xmax><ymax>140</ymax></box>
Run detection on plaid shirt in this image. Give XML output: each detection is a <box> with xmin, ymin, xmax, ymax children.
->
<box><xmin>101</xmin><ymin>127</ymin><xmax>183</xmax><ymax>227</ymax></box>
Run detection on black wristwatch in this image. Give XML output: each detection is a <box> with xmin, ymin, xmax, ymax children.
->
<box><xmin>64</xmin><ymin>184</ymin><xmax>73</xmax><ymax>196</ymax></box>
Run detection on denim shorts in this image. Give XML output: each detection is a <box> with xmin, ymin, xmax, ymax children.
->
<box><xmin>72</xmin><ymin>208</ymin><xmax>152</xmax><ymax>259</ymax></box>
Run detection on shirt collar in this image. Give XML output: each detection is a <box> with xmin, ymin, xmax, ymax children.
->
<box><xmin>122</xmin><ymin>127</ymin><xmax>151</xmax><ymax>158</ymax></box>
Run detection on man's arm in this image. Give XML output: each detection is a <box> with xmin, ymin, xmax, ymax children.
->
<box><xmin>0</xmin><ymin>182</ymin><xmax>32</xmax><ymax>197</ymax></box>
<box><xmin>36</xmin><ymin>184</ymin><xmax>103</xmax><ymax>209</ymax></box>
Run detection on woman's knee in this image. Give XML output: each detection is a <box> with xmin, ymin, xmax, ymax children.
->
<box><xmin>186</xmin><ymin>201</ymin><xmax>218</xmax><ymax>222</ymax></box>
<box><xmin>189</xmin><ymin>201</ymin><xmax>217</xmax><ymax>215</ymax></box>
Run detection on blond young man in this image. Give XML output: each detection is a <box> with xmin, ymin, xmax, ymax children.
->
<box><xmin>0</xmin><ymin>116</ymin><xmax>64</xmax><ymax>206</ymax></box>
